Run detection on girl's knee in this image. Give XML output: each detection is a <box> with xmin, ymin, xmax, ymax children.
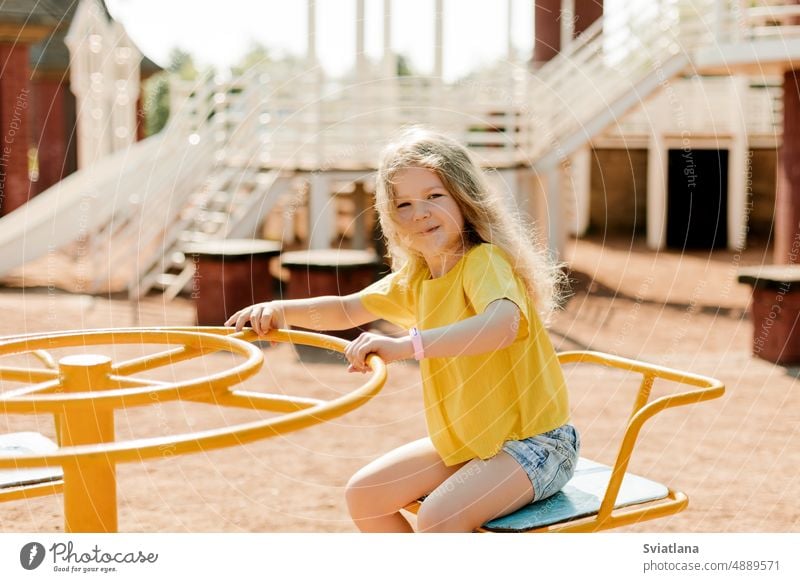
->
<box><xmin>344</xmin><ymin>471</ymin><xmax>371</xmax><ymax>515</ymax></box>
<box><xmin>344</xmin><ymin>470</ymin><xmax>393</xmax><ymax>518</ymax></box>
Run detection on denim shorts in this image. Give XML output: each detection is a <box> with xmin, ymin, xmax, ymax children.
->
<box><xmin>502</xmin><ymin>424</ymin><xmax>580</xmax><ymax>502</ymax></box>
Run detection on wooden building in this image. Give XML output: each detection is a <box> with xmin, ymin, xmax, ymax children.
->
<box><xmin>0</xmin><ymin>0</ymin><xmax>159</xmax><ymax>216</ymax></box>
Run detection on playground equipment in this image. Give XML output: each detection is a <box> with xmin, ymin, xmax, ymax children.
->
<box><xmin>404</xmin><ymin>351</ymin><xmax>725</xmax><ymax>533</ymax></box>
<box><xmin>0</xmin><ymin>327</ymin><xmax>387</xmax><ymax>533</ymax></box>
<box><xmin>0</xmin><ymin>329</ymin><xmax>723</xmax><ymax>533</ymax></box>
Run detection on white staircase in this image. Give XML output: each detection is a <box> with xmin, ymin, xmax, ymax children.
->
<box><xmin>527</xmin><ymin>0</ymin><xmax>800</xmax><ymax>171</ymax></box>
<box><xmin>125</xmin><ymin>73</ymin><xmax>296</xmax><ymax>301</ymax></box>
<box><xmin>527</xmin><ymin>0</ymin><xmax>705</xmax><ymax>170</ymax></box>
<box><xmin>0</xmin><ymin>73</ymin><xmax>295</xmax><ymax>301</ymax></box>
<box><xmin>133</xmin><ymin>166</ymin><xmax>292</xmax><ymax>301</ymax></box>
<box><xmin>0</xmin><ymin>122</ymin><xmax>217</xmax><ymax>291</ymax></box>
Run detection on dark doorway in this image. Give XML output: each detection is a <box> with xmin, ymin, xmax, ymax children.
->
<box><xmin>667</xmin><ymin>148</ymin><xmax>728</xmax><ymax>249</ymax></box>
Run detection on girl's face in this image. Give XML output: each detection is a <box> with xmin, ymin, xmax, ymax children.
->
<box><xmin>391</xmin><ymin>167</ymin><xmax>467</xmax><ymax>262</ymax></box>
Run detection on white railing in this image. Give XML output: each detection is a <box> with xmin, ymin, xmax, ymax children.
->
<box><xmin>192</xmin><ymin>0</ymin><xmax>800</xmax><ymax>173</ymax></box>
<box><xmin>524</xmin><ymin>0</ymin><xmax>725</xmax><ymax>166</ymax></box>
<box><xmin>601</xmin><ymin>76</ymin><xmax>781</xmax><ymax>140</ymax></box>
<box><xmin>83</xmin><ymin>77</ymin><xmax>226</xmax><ymax>294</ymax></box>
<box><xmin>184</xmin><ymin>63</ymin><xmax>531</xmax><ymax>171</ymax></box>
<box><xmin>122</xmin><ymin>74</ymin><xmax>300</xmax><ymax>300</ymax></box>
<box><xmin>116</xmin><ymin>0</ymin><xmax>798</xmax><ymax>297</ymax></box>
<box><xmin>713</xmin><ymin>0</ymin><xmax>800</xmax><ymax>43</ymax></box>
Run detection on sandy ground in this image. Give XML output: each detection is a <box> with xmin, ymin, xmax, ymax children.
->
<box><xmin>0</xmin><ymin>236</ymin><xmax>798</xmax><ymax>533</ymax></box>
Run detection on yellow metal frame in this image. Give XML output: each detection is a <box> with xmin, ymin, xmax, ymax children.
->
<box><xmin>405</xmin><ymin>350</ymin><xmax>725</xmax><ymax>532</ymax></box>
<box><xmin>1</xmin><ymin>331</ymin><xmax>723</xmax><ymax>534</ymax></box>
<box><xmin>0</xmin><ymin>326</ymin><xmax>387</xmax><ymax>532</ymax></box>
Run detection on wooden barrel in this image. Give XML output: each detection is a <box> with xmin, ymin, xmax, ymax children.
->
<box><xmin>185</xmin><ymin>239</ymin><xmax>282</xmax><ymax>326</ymax></box>
<box><xmin>738</xmin><ymin>265</ymin><xmax>800</xmax><ymax>364</ymax></box>
<box><xmin>280</xmin><ymin>249</ymin><xmax>382</xmax><ymax>361</ymax></box>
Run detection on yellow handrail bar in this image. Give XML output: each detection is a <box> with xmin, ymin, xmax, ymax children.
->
<box><xmin>557</xmin><ymin>351</ymin><xmax>724</xmax><ymax>525</ymax></box>
<box><xmin>0</xmin><ymin>328</ymin><xmax>386</xmax><ymax>470</ymax></box>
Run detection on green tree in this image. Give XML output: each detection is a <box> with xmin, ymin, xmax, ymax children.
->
<box><xmin>232</xmin><ymin>42</ymin><xmax>273</xmax><ymax>76</ymax></box>
<box><xmin>142</xmin><ymin>48</ymin><xmax>202</xmax><ymax>136</ymax></box>
<box><xmin>142</xmin><ymin>73</ymin><xmax>170</xmax><ymax>136</ymax></box>
<box><xmin>167</xmin><ymin>47</ymin><xmax>199</xmax><ymax>80</ymax></box>
<box><xmin>396</xmin><ymin>54</ymin><xmax>413</xmax><ymax>77</ymax></box>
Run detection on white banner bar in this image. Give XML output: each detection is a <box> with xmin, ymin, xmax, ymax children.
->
<box><xmin>1</xmin><ymin>533</ymin><xmax>797</xmax><ymax>581</ymax></box>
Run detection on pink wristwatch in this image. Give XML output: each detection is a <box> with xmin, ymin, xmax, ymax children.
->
<box><xmin>409</xmin><ymin>327</ymin><xmax>425</xmax><ymax>360</ymax></box>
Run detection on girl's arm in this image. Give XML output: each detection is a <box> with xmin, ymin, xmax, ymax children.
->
<box><xmin>225</xmin><ymin>293</ymin><xmax>376</xmax><ymax>335</ymax></box>
<box><xmin>344</xmin><ymin>299</ymin><xmax>521</xmax><ymax>372</ymax></box>
<box><xmin>416</xmin><ymin>298</ymin><xmax>522</xmax><ymax>357</ymax></box>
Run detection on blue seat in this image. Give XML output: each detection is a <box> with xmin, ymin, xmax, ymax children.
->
<box><xmin>0</xmin><ymin>432</ymin><xmax>63</xmax><ymax>495</ymax></box>
<box><xmin>483</xmin><ymin>458</ymin><xmax>668</xmax><ymax>532</ymax></box>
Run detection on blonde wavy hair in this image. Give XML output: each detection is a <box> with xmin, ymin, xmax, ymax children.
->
<box><xmin>374</xmin><ymin>127</ymin><xmax>566</xmax><ymax>320</ymax></box>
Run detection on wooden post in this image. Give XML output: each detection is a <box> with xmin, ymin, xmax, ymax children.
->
<box><xmin>0</xmin><ymin>42</ymin><xmax>32</xmax><ymax>215</ymax></box>
<box><xmin>573</xmin><ymin>0</ymin><xmax>603</xmax><ymax>37</ymax></box>
<box><xmin>309</xmin><ymin>173</ymin><xmax>333</xmax><ymax>249</ymax></box>
<box><xmin>569</xmin><ymin>145</ymin><xmax>592</xmax><ymax>237</ymax></box>
<box><xmin>382</xmin><ymin>0</ymin><xmax>394</xmax><ymax>78</ymax></box>
<box><xmin>776</xmin><ymin>69</ymin><xmax>800</xmax><ymax>263</ymax></box>
<box><xmin>646</xmin><ymin>110</ymin><xmax>667</xmax><ymax>250</ymax></box>
<box><xmin>533</xmin><ymin>0</ymin><xmax>562</xmax><ymax>68</ymax></box>
<box><xmin>546</xmin><ymin>164</ymin><xmax>564</xmax><ymax>257</ymax></box>
<box><xmin>434</xmin><ymin>0</ymin><xmax>444</xmax><ymax>80</ymax></box>
<box><xmin>729</xmin><ymin>76</ymin><xmax>749</xmax><ymax>250</ymax></box>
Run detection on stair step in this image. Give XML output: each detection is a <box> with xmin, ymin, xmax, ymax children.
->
<box><xmin>154</xmin><ymin>272</ymin><xmax>180</xmax><ymax>289</ymax></box>
<box><xmin>179</xmin><ymin>231</ymin><xmax>210</xmax><ymax>243</ymax></box>
<box><xmin>195</xmin><ymin>211</ymin><xmax>229</xmax><ymax>224</ymax></box>
<box><xmin>170</xmin><ymin>251</ymin><xmax>187</xmax><ymax>267</ymax></box>
<box><xmin>209</xmin><ymin>192</ymin><xmax>232</xmax><ymax>206</ymax></box>
<box><xmin>199</xmin><ymin>221</ymin><xmax>224</xmax><ymax>234</ymax></box>
<box><xmin>162</xmin><ymin>265</ymin><xmax>197</xmax><ymax>301</ymax></box>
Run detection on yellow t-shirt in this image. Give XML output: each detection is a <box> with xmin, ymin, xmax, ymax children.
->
<box><xmin>359</xmin><ymin>243</ymin><xmax>570</xmax><ymax>466</ymax></box>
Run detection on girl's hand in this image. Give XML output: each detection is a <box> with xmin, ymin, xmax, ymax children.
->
<box><xmin>224</xmin><ymin>302</ymin><xmax>285</xmax><ymax>336</ymax></box>
<box><xmin>344</xmin><ymin>332</ymin><xmax>414</xmax><ymax>373</ymax></box>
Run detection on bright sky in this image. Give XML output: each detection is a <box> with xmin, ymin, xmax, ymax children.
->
<box><xmin>105</xmin><ymin>0</ymin><xmax>534</xmax><ymax>80</ymax></box>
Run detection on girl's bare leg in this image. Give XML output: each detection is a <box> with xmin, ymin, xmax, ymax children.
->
<box><xmin>345</xmin><ymin>438</ymin><xmax>464</xmax><ymax>532</ymax></box>
<box><xmin>415</xmin><ymin>450</ymin><xmax>534</xmax><ymax>532</ymax></box>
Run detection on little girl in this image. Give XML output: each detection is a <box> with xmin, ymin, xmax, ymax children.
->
<box><xmin>226</xmin><ymin>128</ymin><xmax>579</xmax><ymax>532</ymax></box>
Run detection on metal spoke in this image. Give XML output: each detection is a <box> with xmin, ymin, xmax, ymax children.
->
<box><xmin>0</xmin><ymin>367</ymin><xmax>59</xmax><ymax>383</ymax></box>
<box><xmin>0</xmin><ymin>379</ymin><xmax>61</xmax><ymax>400</ymax></box>
<box><xmin>113</xmin><ymin>345</ymin><xmax>198</xmax><ymax>375</ymax></box>
<box><xmin>106</xmin><ymin>375</ymin><xmax>170</xmax><ymax>389</ymax></box>
<box><xmin>113</xmin><ymin>334</ymin><xmax>252</xmax><ymax>375</ymax></box>
<box><xmin>184</xmin><ymin>389</ymin><xmax>324</xmax><ymax>412</ymax></box>
<box><xmin>31</xmin><ymin>350</ymin><xmax>57</xmax><ymax>370</ymax></box>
